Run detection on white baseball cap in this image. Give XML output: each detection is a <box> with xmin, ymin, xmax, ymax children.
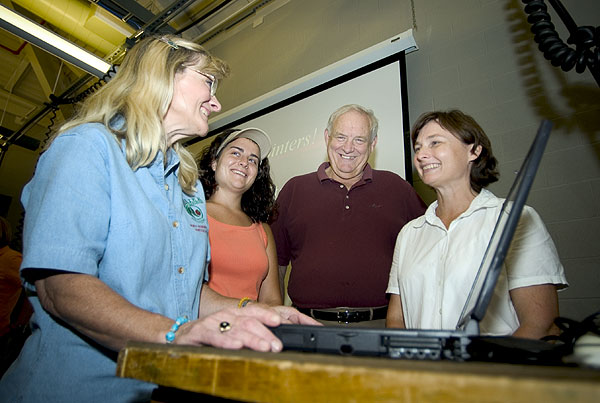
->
<box><xmin>216</xmin><ymin>127</ymin><xmax>272</xmax><ymax>160</ymax></box>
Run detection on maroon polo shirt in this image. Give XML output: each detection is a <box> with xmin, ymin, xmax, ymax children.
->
<box><xmin>271</xmin><ymin>162</ymin><xmax>426</xmax><ymax>308</ymax></box>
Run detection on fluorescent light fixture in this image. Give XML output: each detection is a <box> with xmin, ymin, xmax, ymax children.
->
<box><xmin>0</xmin><ymin>4</ymin><xmax>111</xmax><ymax>78</ymax></box>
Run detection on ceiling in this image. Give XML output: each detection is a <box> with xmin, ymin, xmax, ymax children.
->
<box><xmin>0</xmin><ymin>0</ymin><xmax>279</xmax><ymax>161</ymax></box>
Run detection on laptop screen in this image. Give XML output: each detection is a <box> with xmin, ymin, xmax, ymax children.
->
<box><xmin>456</xmin><ymin>120</ymin><xmax>553</xmax><ymax>330</ymax></box>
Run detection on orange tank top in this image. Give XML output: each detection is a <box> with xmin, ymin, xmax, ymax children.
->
<box><xmin>206</xmin><ymin>215</ymin><xmax>268</xmax><ymax>300</ymax></box>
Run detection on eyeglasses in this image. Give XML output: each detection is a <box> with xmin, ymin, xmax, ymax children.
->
<box><xmin>188</xmin><ymin>68</ymin><xmax>218</xmax><ymax>97</ymax></box>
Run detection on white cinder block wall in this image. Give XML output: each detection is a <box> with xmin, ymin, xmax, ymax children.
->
<box><xmin>210</xmin><ymin>0</ymin><xmax>599</xmax><ymax>320</ymax></box>
<box><xmin>405</xmin><ymin>0</ymin><xmax>599</xmax><ymax>320</ymax></box>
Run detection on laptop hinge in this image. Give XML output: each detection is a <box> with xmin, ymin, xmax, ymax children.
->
<box><xmin>463</xmin><ymin>318</ymin><xmax>480</xmax><ymax>336</ymax></box>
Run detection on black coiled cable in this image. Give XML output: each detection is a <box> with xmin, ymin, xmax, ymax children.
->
<box><xmin>60</xmin><ymin>64</ymin><xmax>119</xmax><ymax>106</ymax></box>
<box><xmin>39</xmin><ymin>64</ymin><xmax>118</xmax><ymax>150</ymax></box>
<box><xmin>521</xmin><ymin>0</ymin><xmax>599</xmax><ymax>86</ymax></box>
<box><xmin>40</xmin><ymin>106</ymin><xmax>58</xmax><ymax>149</ymax></box>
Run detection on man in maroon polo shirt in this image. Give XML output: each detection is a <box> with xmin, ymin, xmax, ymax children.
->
<box><xmin>270</xmin><ymin>104</ymin><xmax>426</xmax><ymax>327</ymax></box>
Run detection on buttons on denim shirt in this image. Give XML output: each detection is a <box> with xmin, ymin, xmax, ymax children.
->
<box><xmin>172</xmin><ymin>221</ymin><xmax>179</xmax><ymax>228</ymax></box>
<box><xmin>178</xmin><ymin>267</ymin><xmax>185</xmax><ymax>274</ymax></box>
<box><xmin>164</xmin><ymin>184</ymin><xmax>169</xmax><ymax>191</ymax></box>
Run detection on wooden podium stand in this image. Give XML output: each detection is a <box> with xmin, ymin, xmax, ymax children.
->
<box><xmin>117</xmin><ymin>341</ymin><xmax>600</xmax><ymax>402</ymax></box>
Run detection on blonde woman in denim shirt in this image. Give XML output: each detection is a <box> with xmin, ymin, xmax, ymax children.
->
<box><xmin>0</xmin><ymin>35</ymin><xmax>316</xmax><ymax>403</ymax></box>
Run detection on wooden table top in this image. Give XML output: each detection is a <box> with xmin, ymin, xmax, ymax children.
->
<box><xmin>117</xmin><ymin>341</ymin><xmax>600</xmax><ymax>402</ymax></box>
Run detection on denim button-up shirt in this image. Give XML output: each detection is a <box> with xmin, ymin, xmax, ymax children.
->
<box><xmin>1</xmin><ymin>122</ymin><xmax>209</xmax><ymax>402</ymax></box>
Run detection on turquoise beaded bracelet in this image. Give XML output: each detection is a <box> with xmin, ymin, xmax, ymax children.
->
<box><xmin>165</xmin><ymin>316</ymin><xmax>189</xmax><ymax>344</ymax></box>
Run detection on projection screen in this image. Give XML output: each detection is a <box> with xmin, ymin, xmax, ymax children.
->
<box><xmin>187</xmin><ymin>30</ymin><xmax>418</xmax><ymax>193</ymax></box>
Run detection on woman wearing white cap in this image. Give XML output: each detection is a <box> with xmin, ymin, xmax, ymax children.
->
<box><xmin>199</xmin><ymin>129</ymin><xmax>282</xmax><ymax>306</ymax></box>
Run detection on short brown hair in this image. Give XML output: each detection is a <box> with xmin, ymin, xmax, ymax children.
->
<box><xmin>411</xmin><ymin>110</ymin><xmax>499</xmax><ymax>192</ymax></box>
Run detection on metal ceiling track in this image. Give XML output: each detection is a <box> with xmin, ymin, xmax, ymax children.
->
<box><xmin>0</xmin><ymin>0</ymin><xmax>199</xmax><ymax>166</ymax></box>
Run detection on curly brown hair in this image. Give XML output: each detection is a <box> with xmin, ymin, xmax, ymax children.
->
<box><xmin>411</xmin><ymin>110</ymin><xmax>499</xmax><ymax>193</ymax></box>
<box><xmin>198</xmin><ymin>131</ymin><xmax>276</xmax><ymax>223</ymax></box>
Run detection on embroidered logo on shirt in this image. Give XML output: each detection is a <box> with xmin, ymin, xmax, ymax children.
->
<box><xmin>184</xmin><ymin>197</ymin><xmax>205</xmax><ymax>222</ymax></box>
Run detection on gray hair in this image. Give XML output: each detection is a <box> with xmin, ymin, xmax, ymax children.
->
<box><xmin>326</xmin><ymin>104</ymin><xmax>379</xmax><ymax>141</ymax></box>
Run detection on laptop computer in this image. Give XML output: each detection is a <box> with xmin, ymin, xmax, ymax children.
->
<box><xmin>270</xmin><ymin>120</ymin><xmax>563</xmax><ymax>363</ymax></box>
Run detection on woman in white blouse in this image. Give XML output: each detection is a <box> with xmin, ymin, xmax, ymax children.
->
<box><xmin>386</xmin><ymin>110</ymin><xmax>567</xmax><ymax>339</ymax></box>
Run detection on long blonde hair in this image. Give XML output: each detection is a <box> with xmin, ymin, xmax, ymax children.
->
<box><xmin>57</xmin><ymin>35</ymin><xmax>229</xmax><ymax>195</ymax></box>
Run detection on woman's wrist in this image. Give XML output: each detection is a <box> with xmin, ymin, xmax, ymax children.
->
<box><xmin>165</xmin><ymin>316</ymin><xmax>189</xmax><ymax>343</ymax></box>
<box><xmin>238</xmin><ymin>297</ymin><xmax>253</xmax><ymax>308</ymax></box>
